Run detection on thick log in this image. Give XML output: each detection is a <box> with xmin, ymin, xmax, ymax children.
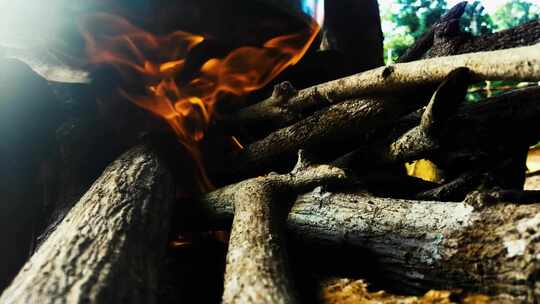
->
<box><xmin>289</xmin><ymin>191</ymin><xmax>540</xmax><ymax>302</ymax></box>
<box><xmin>193</xmin><ymin>180</ymin><xmax>540</xmax><ymax>302</ymax></box>
<box><xmin>224</xmin><ymin>43</ymin><xmax>540</xmax><ymax>130</ymax></box>
<box><xmin>222</xmin><ymin>152</ymin><xmax>346</xmax><ymax>304</ymax></box>
<box><xmin>0</xmin><ymin>144</ymin><xmax>175</xmax><ymax>304</ymax></box>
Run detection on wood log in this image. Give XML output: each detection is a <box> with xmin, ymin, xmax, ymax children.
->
<box><xmin>0</xmin><ymin>144</ymin><xmax>175</xmax><ymax>304</ymax></box>
<box><xmin>427</xmin><ymin>20</ymin><xmax>540</xmax><ymax>58</ymax></box>
<box><xmin>220</xmin><ymin>67</ymin><xmax>469</xmax><ymax>179</ymax></box>
<box><xmin>221</xmin><ymin>95</ymin><xmax>415</xmax><ymax>180</ymax></box>
<box><xmin>221</xmin><ymin>151</ymin><xmax>346</xmax><ymax>304</ymax></box>
<box><xmin>290</xmin><ymin>191</ymin><xmax>540</xmax><ymax>302</ymax></box>
<box><xmin>223</xmin><ymin>43</ymin><xmax>540</xmax><ymax>130</ymax></box>
<box><xmin>332</xmin><ymin>86</ymin><xmax>540</xmax><ymax>176</ymax></box>
<box><xmin>192</xmin><ymin>181</ymin><xmax>540</xmax><ymax>302</ymax></box>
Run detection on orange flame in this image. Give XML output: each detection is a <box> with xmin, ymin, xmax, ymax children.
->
<box><xmin>80</xmin><ymin>13</ymin><xmax>319</xmax><ymax>189</ymax></box>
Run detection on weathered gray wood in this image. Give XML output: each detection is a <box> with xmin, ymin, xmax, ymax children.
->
<box><xmin>194</xmin><ymin>179</ymin><xmax>540</xmax><ymax>303</ymax></box>
<box><xmin>224</xmin><ymin>43</ymin><xmax>540</xmax><ymax>130</ymax></box>
<box><xmin>0</xmin><ymin>144</ymin><xmax>175</xmax><ymax>304</ymax></box>
<box><xmin>222</xmin><ymin>151</ymin><xmax>346</xmax><ymax>304</ymax></box>
<box><xmin>289</xmin><ymin>191</ymin><xmax>540</xmax><ymax>303</ymax></box>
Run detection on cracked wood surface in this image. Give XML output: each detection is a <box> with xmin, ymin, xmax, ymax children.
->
<box><xmin>0</xmin><ymin>145</ymin><xmax>175</xmax><ymax>304</ymax></box>
<box><xmin>196</xmin><ymin>183</ymin><xmax>540</xmax><ymax>302</ymax></box>
<box><xmin>220</xmin><ymin>152</ymin><xmax>347</xmax><ymax>304</ymax></box>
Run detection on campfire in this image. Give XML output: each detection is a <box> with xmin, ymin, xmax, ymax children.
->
<box><xmin>1</xmin><ymin>0</ymin><xmax>540</xmax><ymax>303</ymax></box>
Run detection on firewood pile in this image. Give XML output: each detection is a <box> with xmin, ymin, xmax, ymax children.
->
<box><xmin>1</xmin><ymin>1</ymin><xmax>540</xmax><ymax>303</ymax></box>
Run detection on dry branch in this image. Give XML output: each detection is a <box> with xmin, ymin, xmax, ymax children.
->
<box><xmin>221</xmin><ymin>151</ymin><xmax>346</xmax><ymax>304</ymax></box>
<box><xmin>0</xmin><ymin>145</ymin><xmax>175</xmax><ymax>304</ymax></box>
<box><xmin>222</xmin><ymin>95</ymin><xmax>409</xmax><ymax>179</ymax></box>
<box><xmin>224</xmin><ymin>43</ymin><xmax>540</xmax><ymax>129</ymax></box>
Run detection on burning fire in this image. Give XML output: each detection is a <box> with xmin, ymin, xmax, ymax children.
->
<box><xmin>79</xmin><ymin>12</ymin><xmax>319</xmax><ymax>189</ymax></box>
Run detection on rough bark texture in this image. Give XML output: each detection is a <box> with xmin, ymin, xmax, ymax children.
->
<box><xmin>428</xmin><ymin>20</ymin><xmax>540</xmax><ymax>58</ymax></box>
<box><xmin>332</xmin><ymin>86</ymin><xmax>540</xmax><ymax>175</ymax></box>
<box><xmin>289</xmin><ymin>191</ymin><xmax>540</xmax><ymax>303</ymax></box>
<box><xmin>224</xmin><ymin>43</ymin><xmax>540</xmax><ymax>130</ymax></box>
<box><xmin>223</xmin><ymin>182</ymin><xmax>297</xmax><ymax>304</ymax></box>
<box><xmin>221</xmin><ymin>152</ymin><xmax>347</xmax><ymax>304</ymax></box>
<box><xmin>0</xmin><ymin>144</ymin><xmax>175</xmax><ymax>304</ymax></box>
<box><xmin>223</xmin><ymin>96</ymin><xmax>410</xmax><ymax>179</ymax></box>
<box><xmin>194</xmin><ymin>182</ymin><xmax>540</xmax><ymax>302</ymax></box>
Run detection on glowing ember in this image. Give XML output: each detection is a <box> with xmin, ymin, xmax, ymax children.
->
<box><xmin>79</xmin><ymin>12</ymin><xmax>319</xmax><ymax>189</ymax></box>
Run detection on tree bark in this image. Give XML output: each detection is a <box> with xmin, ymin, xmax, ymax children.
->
<box><xmin>0</xmin><ymin>144</ymin><xmax>175</xmax><ymax>304</ymax></box>
<box><xmin>335</xmin><ymin>86</ymin><xmax>540</xmax><ymax>173</ymax></box>
<box><xmin>428</xmin><ymin>20</ymin><xmax>540</xmax><ymax>58</ymax></box>
<box><xmin>223</xmin><ymin>43</ymin><xmax>540</xmax><ymax>130</ymax></box>
<box><xmin>290</xmin><ymin>191</ymin><xmax>540</xmax><ymax>302</ymax></box>
<box><xmin>222</xmin><ymin>152</ymin><xmax>346</xmax><ymax>304</ymax></box>
<box><xmin>193</xmin><ymin>181</ymin><xmax>540</xmax><ymax>302</ymax></box>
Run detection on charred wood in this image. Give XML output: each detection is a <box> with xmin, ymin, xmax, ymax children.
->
<box><xmin>427</xmin><ymin>20</ymin><xmax>540</xmax><ymax>58</ymax></box>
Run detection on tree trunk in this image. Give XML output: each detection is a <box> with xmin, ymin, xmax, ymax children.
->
<box><xmin>0</xmin><ymin>144</ymin><xmax>175</xmax><ymax>304</ymax></box>
<box><xmin>321</xmin><ymin>0</ymin><xmax>384</xmax><ymax>74</ymax></box>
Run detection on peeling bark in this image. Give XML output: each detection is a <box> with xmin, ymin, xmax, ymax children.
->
<box><xmin>0</xmin><ymin>144</ymin><xmax>175</xmax><ymax>304</ymax></box>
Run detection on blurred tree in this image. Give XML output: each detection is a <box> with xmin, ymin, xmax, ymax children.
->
<box><xmin>383</xmin><ymin>0</ymin><xmax>447</xmax><ymax>61</ymax></box>
<box><xmin>493</xmin><ymin>0</ymin><xmax>540</xmax><ymax>30</ymax></box>
<box><xmin>382</xmin><ymin>0</ymin><xmax>501</xmax><ymax>62</ymax></box>
<box><xmin>460</xmin><ymin>1</ymin><xmax>496</xmax><ymax>35</ymax></box>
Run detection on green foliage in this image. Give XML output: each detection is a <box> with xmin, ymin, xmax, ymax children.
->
<box><xmin>460</xmin><ymin>1</ymin><xmax>496</xmax><ymax>35</ymax></box>
<box><xmin>493</xmin><ymin>0</ymin><xmax>540</xmax><ymax>30</ymax></box>
<box><xmin>391</xmin><ymin>0</ymin><xmax>447</xmax><ymax>38</ymax></box>
<box><xmin>383</xmin><ymin>0</ymin><xmax>447</xmax><ymax>60</ymax></box>
<box><xmin>382</xmin><ymin>0</ymin><xmax>540</xmax><ymax>64</ymax></box>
